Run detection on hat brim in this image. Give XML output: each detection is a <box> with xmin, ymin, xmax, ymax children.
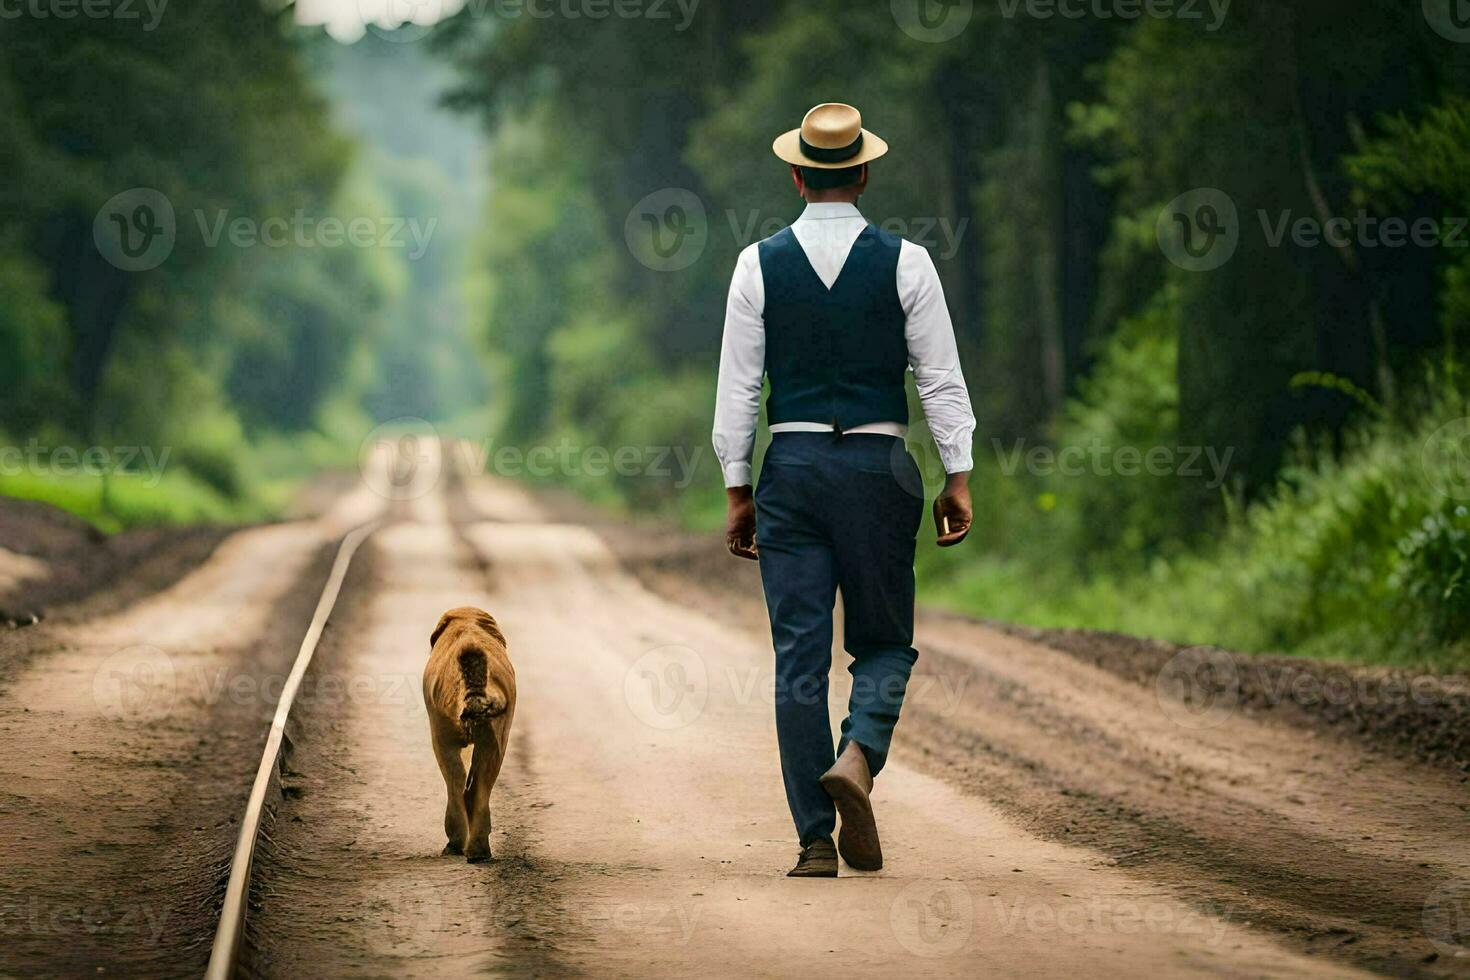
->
<box><xmin>772</xmin><ymin>128</ymin><xmax>889</xmax><ymax>169</ymax></box>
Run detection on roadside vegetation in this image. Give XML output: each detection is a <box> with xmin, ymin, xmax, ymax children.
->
<box><xmin>439</xmin><ymin>1</ymin><xmax>1470</xmax><ymax>670</ymax></box>
<box><xmin>0</xmin><ymin>13</ymin><xmax>484</xmax><ymax>531</ymax></box>
<box><xmin>3</xmin><ymin>3</ymin><xmax>1466</xmax><ymax>668</ymax></box>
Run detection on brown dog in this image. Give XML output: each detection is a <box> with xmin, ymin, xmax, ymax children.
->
<box><xmin>423</xmin><ymin>606</ymin><xmax>516</xmax><ymax>862</ymax></box>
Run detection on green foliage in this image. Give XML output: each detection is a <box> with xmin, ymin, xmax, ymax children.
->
<box><xmin>1346</xmin><ymin>95</ymin><xmax>1470</xmax><ymax>358</ymax></box>
<box><xmin>1392</xmin><ymin>502</ymin><xmax>1470</xmax><ymax>651</ymax></box>
<box><xmin>1055</xmin><ymin>294</ymin><xmax>1184</xmax><ymax>561</ymax></box>
<box><xmin>440</xmin><ymin>0</ymin><xmax>1470</xmax><ymax>667</ymax></box>
<box><xmin>925</xmin><ymin>378</ymin><xmax>1470</xmax><ymax>669</ymax></box>
<box><xmin>0</xmin><ymin>12</ymin><xmax>450</xmax><ymax>527</ymax></box>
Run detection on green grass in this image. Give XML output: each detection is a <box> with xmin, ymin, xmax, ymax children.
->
<box><xmin>0</xmin><ymin>426</ymin><xmax>351</xmax><ymax>534</ymax></box>
<box><xmin>0</xmin><ymin>468</ymin><xmax>276</xmax><ymax>534</ymax></box>
<box><xmin>917</xmin><ymin>387</ymin><xmax>1470</xmax><ymax>673</ymax></box>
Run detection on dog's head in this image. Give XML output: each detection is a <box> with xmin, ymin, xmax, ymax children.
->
<box><xmin>430</xmin><ymin>606</ymin><xmax>504</xmax><ymax>649</ymax></box>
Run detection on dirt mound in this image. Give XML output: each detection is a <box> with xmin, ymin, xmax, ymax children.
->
<box><xmin>0</xmin><ymin>496</ymin><xmax>230</xmax><ymax>626</ymax></box>
<box><xmin>991</xmin><ymin>622</ymin><xmax>1470</xmax><ymax>774</ymax></box>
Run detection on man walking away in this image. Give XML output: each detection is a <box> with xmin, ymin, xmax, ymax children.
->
<box><xmin>713</xmin><ymin>103</ymin><xmax>976</xmax><ymax>877</ymax></box>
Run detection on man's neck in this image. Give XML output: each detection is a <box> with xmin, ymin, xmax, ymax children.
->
<box><xmin>802</xmin><ymin>190</ymin><xmax>862</xmax><ymax>205</ymax></box>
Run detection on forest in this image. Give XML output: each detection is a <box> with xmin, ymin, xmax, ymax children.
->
<box><xmin>2</xmin><ymin>0</ymin><xmax>1469</xmax><ymax>666</ymax></box>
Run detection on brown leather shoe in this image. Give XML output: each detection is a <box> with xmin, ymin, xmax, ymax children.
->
<box><xmin>820</xmin><ymin>741</ymin><xmax>882</xmax><ymax>871</ymax></box>
<box><xmin>787</xmin><ymin>838</ymin><xmax>838</xmax><ymax>877</ymax></box>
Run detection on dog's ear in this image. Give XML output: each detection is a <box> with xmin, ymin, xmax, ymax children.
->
<box><xmin>430</xmin><ymin>612</ymin><xmax>454</xmax><ymax>649</ymax></box>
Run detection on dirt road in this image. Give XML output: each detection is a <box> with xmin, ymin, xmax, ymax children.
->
<box><xmin>0</xmin><ymin>448</ymin><xmax>1466</xmax><ymax>978</ymax></box>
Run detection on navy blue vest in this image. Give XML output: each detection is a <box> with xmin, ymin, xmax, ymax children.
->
<box><xmin>758</xmin><ymin>224</ymin><xmax>909</xmax><ymax>430</ymax></box>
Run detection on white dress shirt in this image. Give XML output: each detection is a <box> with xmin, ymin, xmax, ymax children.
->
<box><xmin>713</xmin><ymin>202</ymin><xmax>977</xmax><ymax>488</ymax></box>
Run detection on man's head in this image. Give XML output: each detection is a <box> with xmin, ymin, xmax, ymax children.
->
<box><xmin>773</xmin><ymin>103</ymin><xmax>887</xmax><ymax>202</ymax></box>
<box><xmin>791</xmin><ymin>163</ymin><xmax>869</xmax><ymax>203</ymax></box>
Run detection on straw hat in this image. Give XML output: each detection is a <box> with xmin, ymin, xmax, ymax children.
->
<box><xmin>772</xmin><ymin>103</ymin><xmax>890</xmax><ymax>169</ymax></box>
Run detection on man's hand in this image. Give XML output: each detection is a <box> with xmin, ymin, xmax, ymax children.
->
<box><xmin>933</xmin><ymin>472</ymin><xmax>973</xmax><ymax>547</ymax></box>
<box><xmin>725</xmin><ymin>486</ymin><xmax>759</xmax><ymax>560</ymax></box>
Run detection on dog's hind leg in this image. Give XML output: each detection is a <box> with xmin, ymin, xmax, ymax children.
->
<box><xmin>430</xmin><ymin>724</ymin><xmax>469</xmax><ymax>856</ymax></box>
<box><xmin>462</xmin><ymin>731</ymin><xmax>501</xmax><ymax>863</ymax></box>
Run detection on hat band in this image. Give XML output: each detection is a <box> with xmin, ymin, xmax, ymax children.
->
<box><xmin>799</xmin><ymin>131</ymin><xmax>864</xmax><ymax>164</ymax></box>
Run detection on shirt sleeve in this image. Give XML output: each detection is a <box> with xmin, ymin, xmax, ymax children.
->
<box><xmin>712</xmin><ymin>244</ymin><xmax>766</xmax><ymax>488</ymax></box>
<box><xmin>898</xmin><ymin>240</ymin><xmax>976</xmax><ymax>474</ymax></box>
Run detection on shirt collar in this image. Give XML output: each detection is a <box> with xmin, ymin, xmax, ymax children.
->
<box><xmin>797</xmin><ymin>202</ymin><xmax>864</xmax><ymax>223</ymax></box>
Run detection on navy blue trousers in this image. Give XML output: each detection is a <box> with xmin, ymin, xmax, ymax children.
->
<box><xmin>755</xmin><ymin>433</ymin><xmax>924</xmax><ymax>846</ymax></box>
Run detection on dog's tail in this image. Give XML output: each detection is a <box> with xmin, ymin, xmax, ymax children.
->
<box><xmin>457</xmin><ymin>645</ymin><xmax>507</xmax><ymax>731</ymax></box>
